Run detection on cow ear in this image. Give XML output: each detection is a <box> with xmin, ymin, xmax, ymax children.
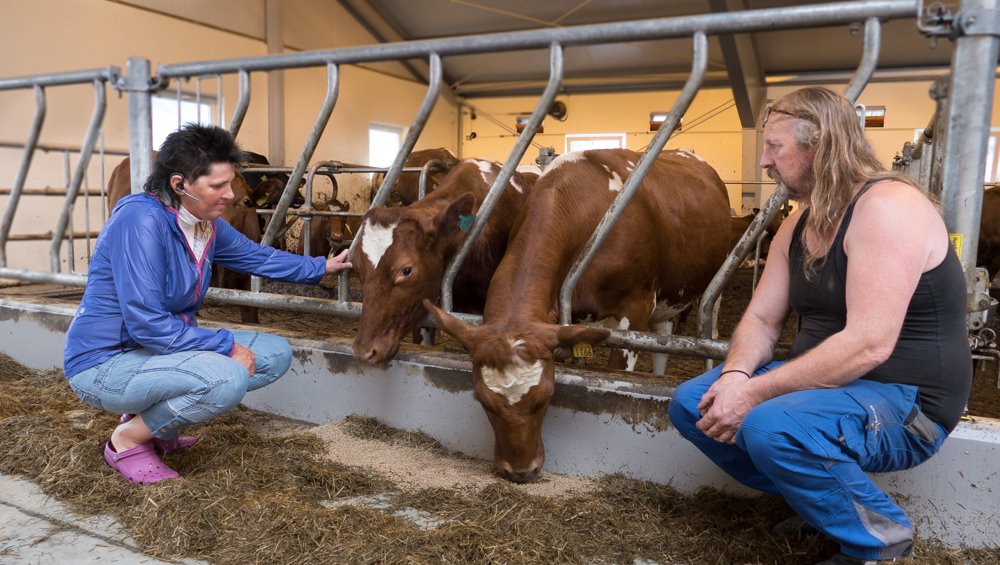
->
<box><xmin>555</xmin><ymin>325</ymin><xmax>610</xmax><ymax>347</ymax></box>
<box><xmin>429</xmin><ymin>192</ymin><xmax>475</xmax><ymax>237</ymax></box>
<box><xmin>423</xmin><ymin>298</ymin><xmax>480</xmax><ymax>350</ymax></box>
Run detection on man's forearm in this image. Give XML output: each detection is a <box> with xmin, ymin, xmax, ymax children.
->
<box><xmin>724</xmin><ymin>313</ymin><xmax>782</xmax><ymax>374</ymax></box>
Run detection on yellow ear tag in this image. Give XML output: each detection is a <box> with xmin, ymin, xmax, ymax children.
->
<box><xmin>572</xmin><ymin>343</ymin><xmax>594</xmax><ymax>358</ymax></box>
<box><xmin>255</xmin><ymin>196</ymin><xmax>268</xmax><ymax>207</ymax></box>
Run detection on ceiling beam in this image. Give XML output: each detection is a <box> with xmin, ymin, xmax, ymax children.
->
<box><xmin>708</xmin><ymin>0</ymin><xmax>765</xmax><ymax>128</ymax></box>
<box><xmin>337</xmin><ymin>0</ymin><xmax>458</xmax><ymax>105</ymax></box>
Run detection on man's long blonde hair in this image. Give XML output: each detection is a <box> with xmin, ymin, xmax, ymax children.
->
<box><xmin>772</xmin><ymin>87</ymin><xmax>890</xmax><ymax>278</ymax></box>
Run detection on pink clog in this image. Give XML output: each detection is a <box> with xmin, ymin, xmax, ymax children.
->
<box><xmin>120</xmin><ymin>414</ymin><xmax>198</xmax><ymax>454</ymax></box>
<box><xmin>103</xmin><ymin>441</ymin><xmax>179</xmax><ymax>484</ymax></box>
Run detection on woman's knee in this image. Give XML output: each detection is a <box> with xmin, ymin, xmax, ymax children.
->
<box><xmin>203</xmin><ymin>363</ymin><xmax>250</xmax><ymax>412</ymax></box>
<box><xmin>245</xmin><ymin>332</ymin><xmax>293</xmax><ymax>377</ymax></box>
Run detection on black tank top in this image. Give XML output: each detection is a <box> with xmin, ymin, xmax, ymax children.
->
<box><xmin>788</xmin><ymin>183</ymin><xmax>972</xmax><ymax>431</ymax></box>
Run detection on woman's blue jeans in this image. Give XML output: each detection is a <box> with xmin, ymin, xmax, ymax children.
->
<box><xmin>668</xmin><ymin>361</ymin><xmax>949</xmax><ymax>561</ymax></box>
<box><xmin>67</xmin><ymin>330</ymin><xmax>292</xmax><ymax>440</ymax></box>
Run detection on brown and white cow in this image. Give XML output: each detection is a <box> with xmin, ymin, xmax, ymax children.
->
<box><xmin>352</xmin><ymin>159</ymin><xmax>534</xmax><ymax>365</ymax></box>
<box><xmin>370</xmin><ymin>148</ymin><xmax>460</xmax><ymax>206</ymax></box>
<box><xmin>423</xmin><ymin>148</ymin><xmax>732</xmax><ymax>482</ymax></box>
<box><xmin>105</xmin><ymin>154</ymin><xmax>263</xmax><ymax>324</ymax></box>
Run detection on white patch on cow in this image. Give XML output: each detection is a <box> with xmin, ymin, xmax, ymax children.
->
<box><xmin>361</xmin><ymin>218</ymin><xmax>399</xmax><ymax>269</ymax></box>
<box><xmin>539</xmin><ymin>152</ymin><xmax>586</xmax><ymax>177</ymax></box>
<box><xmin>473</xmin><ymin>160</ymin><xmax>496</xmax><ymax>185</ymax></box>
<box><xmin>618</xmin><ymin>317</ymin><xmax>630</xmax><ymax>330</ymax></box>
<box><xmin>601</xmin><ymin>164</ymin><xmax>611</xmax><ymax>174</ymax></box>
<box><xmin>516</xmin><ymin>164</ymin><xmax>542</xmax><ymax>176</ymax></box>
<box><xmin>419</xmin><ymin>327</ymin><xmax>435</xmax><ymax>345</ymax></box>
<box><xmin>510</xmin><ymin>177</ymin><xmax>525</xmax><ymax>193</ymax></box>
<box><xmin>608</xmin><ymin>171</ymin><xmax>624</xmax><ymax>192</ymax></box>
<box><xmin>678</xmin><ymin>149</ymin><xmax>705</xmax><ymax>162</ymax></box>
<box><xmin>624</xmin><ymin>350</ymin><xmax>638</xmax><ymax>372</ymax></box>
<box><xmin>480</xmin><ymin>343</ymin><xmax>544</xmax><ymax>405</ymax></box>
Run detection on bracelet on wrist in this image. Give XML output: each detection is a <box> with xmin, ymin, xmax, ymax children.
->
<box><xmin>720</xmin><ymin>369</ymin><xmax>752</xmax><ymax>379</ymax></box>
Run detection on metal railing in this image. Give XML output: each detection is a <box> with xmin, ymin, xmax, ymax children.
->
<box><xmin>2</xmin><ymin>0</ymin><xmax>997</xmax><ymax>370</ymax></box>
<box><xmin>0</xmin><ymin>66</ymin><xmax>119</xmax><ymax>280</ymax></box>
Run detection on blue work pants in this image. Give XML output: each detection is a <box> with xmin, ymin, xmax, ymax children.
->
<box><xmin>668</xmin><ymin>362</ymin><xmax>948</xmax><ymax>561</ymax></box>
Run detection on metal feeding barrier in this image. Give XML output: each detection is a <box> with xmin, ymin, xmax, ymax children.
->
<box><xmin>0</xmin><ymin>0</ymin><xmax>997</xmax><ymax>375</ymax></box>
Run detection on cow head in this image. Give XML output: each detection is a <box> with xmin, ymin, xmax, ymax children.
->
<box><xmin>423</xmin><ymin>299</ymin><xmax>609</xmax><ymax>482</ymax></box>
<box><xmin>251</xmin><ymin>178</ymin><xmax>306</xmax><ymax>210</ymax></box>
<box><xmin>324</xmin><ymin>199</ymin><xmax>359</xmax><ymax>254</ymax></box>
<box><xmin>352</xmin><ymin>192</ymin><xmax>476</xmax><ymax>366</ymax></box>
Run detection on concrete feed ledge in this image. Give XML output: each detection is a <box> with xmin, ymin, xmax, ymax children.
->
<box><xmin>1</xmin><ymin>296</ymin><xmax>998</xmax><ymax>549</ymax></box>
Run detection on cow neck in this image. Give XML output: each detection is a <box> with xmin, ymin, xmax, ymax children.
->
<box><xmin>483</xmin><ymin>218</ymin><xmax>574</xmax><ymax>326</ymax></box>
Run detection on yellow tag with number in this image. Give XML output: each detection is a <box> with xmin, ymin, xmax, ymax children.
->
<box><xmin>572</xmin><ymin>343</ymin><xmax>594</xmax><ymax>358</ymax></box>
<box><xmin>949</xmin><ymin>233</ymin><xmax>963</xmax><ymax>259</ymax></box>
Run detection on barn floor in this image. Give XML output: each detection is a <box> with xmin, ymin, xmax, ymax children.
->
<box><xmin>1</xmin><ymin>353</ymin><xmax>998</xmax><ymax>565</ymax></box>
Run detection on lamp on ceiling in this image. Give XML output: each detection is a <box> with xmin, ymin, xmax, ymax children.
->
<box><xmin>649</xmin><ymin>111</ymin><xmax>682</xmax><ymax>132</ymax></box>
<box><xmin>516</xmin><ymin>114</ymin><xmax>543</xmax><ymax>134</ymax></box>
<box><xmin>863</xmin><ymin>105</ymin><xmax>886</xmax><ymax>128</ymax></box>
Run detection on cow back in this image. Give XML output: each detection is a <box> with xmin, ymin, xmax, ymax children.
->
<box><xmin>486</xmin><ymin>148</ymin><xmax>731</xmax><ymax>324</ymax></box>
<box><xmin>371</xmin><ymin>148</ymin><xmax>460</xmax><ymax>206</ymax></box>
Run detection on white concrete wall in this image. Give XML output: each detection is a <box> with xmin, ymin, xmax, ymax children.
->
<box><xmin>3</xmin><ymin>296</ymin><xmax>998</xmax><ymax>549</ymax></box>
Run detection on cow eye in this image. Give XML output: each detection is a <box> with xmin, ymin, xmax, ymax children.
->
<box><xmin>400</xmin><ymin>266</ymin><xmax>412</xmax><ymax>277</ymax></box>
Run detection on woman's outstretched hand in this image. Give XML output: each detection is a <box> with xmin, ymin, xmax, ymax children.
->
<box><xmin>325</xmin><ymin>249</ymin><xmax>352</xmax><ymax>274</ymax></box>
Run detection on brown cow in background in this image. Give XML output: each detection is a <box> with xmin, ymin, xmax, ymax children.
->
<box><xmin>370</xmin><ymin>148</ymin><xmax>460</xmax><ymax>206</ymax></box>
<box><xmin>295</xmin><ymin>196</ymin><xmax>363</xmax><ymax>258</ymax></box>
<box><xmin>105</xmin><ymin>154</ymin><xmax>262</xmax><ymax>324</ymax></box>
<box><xmin>424</xmin><ymin>148</ymin><xmax>732</xmax><ymax>482</ymax></box>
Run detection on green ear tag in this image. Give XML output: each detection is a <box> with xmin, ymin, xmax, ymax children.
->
<box><xmin>572</xmin><ymin>343</ymin><xmax>594</xmax><ymax>358</ymax></box>
<box><xmin>255</xmin><ymin>196</ymin><xmax>268</xmax><ymax>207</ymax></box>
<box><xmin>459</xmin><ymin>214</ymin><xmax>476</xmax><ymax>232</ymax></box>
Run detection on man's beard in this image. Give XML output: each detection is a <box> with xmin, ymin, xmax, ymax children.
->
<box><xmin>767</xmin><ymin>166</ymin><xmax>812</xmax><ymax>201</ymax></box>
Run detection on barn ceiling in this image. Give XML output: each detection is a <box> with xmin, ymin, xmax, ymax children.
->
<box><xmin>337</xmin><ymin>0</ymin><xmax>958</xmax><ymax>125</ymax></box>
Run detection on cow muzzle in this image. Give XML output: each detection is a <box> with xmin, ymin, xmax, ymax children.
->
<box><xmin>351</xmin><ymin>338</ymin><xmax>399</xmax><ymax>368</ymax></box>
<box><xmin>496</xmin><ymin>458</ymin><xmax>543</xmax><ymax>484</ymax></box>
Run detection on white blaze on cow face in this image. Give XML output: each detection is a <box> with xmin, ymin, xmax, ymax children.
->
<box><xmin>480</xmin><ymin>340</ymin><xmax>545</xmax><ymax>405</ymax></box>
<box><xmin>361</xmin><ymin>218</ymin><xmax>399</xmax><ymax>269</ymax></box>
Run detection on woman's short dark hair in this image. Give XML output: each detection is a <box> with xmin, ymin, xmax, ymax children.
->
<box><xmin>144</xmin><ymin>123</ymin><xmax>243</xmax><ymax>208</ymax></box>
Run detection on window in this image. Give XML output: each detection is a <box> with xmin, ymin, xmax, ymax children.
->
<box><xmin>369</xmin><ymin>123</ymin><xmax>404</xmax><ymax>167</ymax></box>
<box><xmin>985</xmin><ymin>128</ymin><xmax>1000</xmax><ymax>184</ymax></box>
<box><xmin>565</xmin><ymin>133</ymin><xmax>625</xmax><ymax>154</ymax></box>
<box><xmin>151</xmin><ymin>95</ymin><xmax>214</xmax><ymax>150</ymax></box>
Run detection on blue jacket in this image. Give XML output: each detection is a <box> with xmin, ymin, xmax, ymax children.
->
<box><xmin>64</xmin><ymin>193</ymin><xmax>326</xmax><ymax>378</ymax></box>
